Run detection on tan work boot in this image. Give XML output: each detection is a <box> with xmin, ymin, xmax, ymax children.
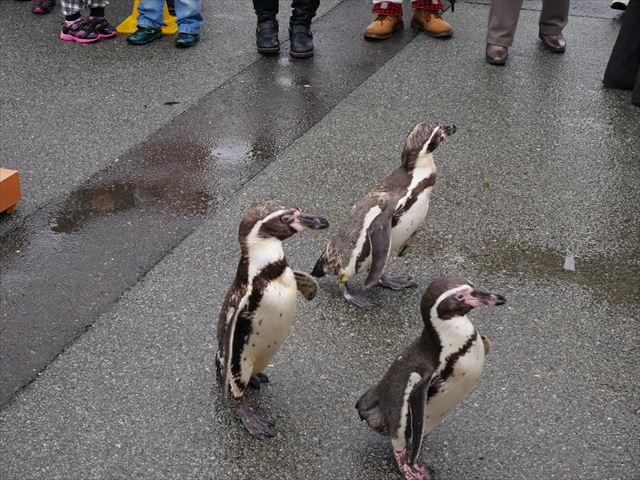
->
<box><xmin>411</xmin><ymin>9</ymin><xmax>453</xmax><ymax>38</ymax></box>
<box><xmin>364</xmin><ymin>14</ymin><xmax>403</xmax><ymax>40</ymax></box>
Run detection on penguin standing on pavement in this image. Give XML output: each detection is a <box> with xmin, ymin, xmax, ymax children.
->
<box><xmin>215</xmin><ymin>200</ymin><xmax>329</xmax><ymax>439</ymax></box>
<box><xmin>356</xmin><ymin>277</ymin><xmax>506</xmax><ymax>480</ymax></box>
<box><xmin>311</xmin><ymin>122</ymin><xmax>456</xmax><ymax>309</ymax></box>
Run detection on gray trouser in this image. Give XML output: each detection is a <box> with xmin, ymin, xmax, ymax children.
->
<box><xmin>486</xmin><ymin>0</ymin><xmax>570</xmax><ymax>47</ymax></box>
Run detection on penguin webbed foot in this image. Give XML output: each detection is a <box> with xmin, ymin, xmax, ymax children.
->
<box><xmin>379</xmin><ymin>274</ymin><xmax>418</xmax><ymax>290</ymax></box>
<box><xmin>236</xmin><ymin>397</ymin><xmax>275</xmax><ymax>439</ymax></box>
<box><xmin>395</xmin><ymin>449</ymin><xmax>430</xmax><ymax>480</ymax></box>
<box><xmin>342</xmin><ymin>282</ymin><xmax>378</xmax><ymax>310</ymax></box>
<box><xmin>248</xmin><ymin>373</ymin><xmax>270</xmax><ymax>389</ymax></box>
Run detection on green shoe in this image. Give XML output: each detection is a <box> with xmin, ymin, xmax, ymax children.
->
<box><xmin>126</xmin><ymin>26</ymin><xmax>163</xmax><ymax>45</ymax></box>
<box><xmin>175</xmin><ymin>32</ymin><xmax>199</xmax><ymax>48</ymax></box>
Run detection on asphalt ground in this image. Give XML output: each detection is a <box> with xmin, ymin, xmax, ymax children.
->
<box><xmin>0</xmin><ymin>0</ymin><xmax>420</xmax><ymax>407</ymax></box>
<box><xmin>1</xmin><ymin>1</ymin><xmax>639</xmax><ymax>480</ymax></box>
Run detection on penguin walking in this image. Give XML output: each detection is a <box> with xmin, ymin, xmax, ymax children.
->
<box><xmin>356</xmin><ymin>277</ymin><xmax>506</xmax><ymax>480</ymax></box>
<box><xmin>311</xmin><ymin>122</ymin><xmax>456</xmax><ymax>309</ymax></box>
<box><xmin>215</xmin><ymin>200</ymin><xmax>329</xmax><ymax>439</ymax></box>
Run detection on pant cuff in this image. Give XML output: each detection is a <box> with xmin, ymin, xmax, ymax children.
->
<box><xmin>411</xmin><ymin>0</ymin><xmax>444</xmax><ymax>10</ymax></box>
<box><xmin>372</xmin><ymin>2</ymin><xmax>403</xmax><ymax>15</ymax></box>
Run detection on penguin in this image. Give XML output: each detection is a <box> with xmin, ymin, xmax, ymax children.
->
<box><xmin>311</xmin><ymin>122</ymin><xmax>456</xmax><ymax>309</ymax></box>
<box><xmin>356</xmin><ymin>277</ymin><xmax>506</xmax><ymax>480</ymax></box>
<box><xmin>215</xmin><ymin>200</ymin><xmax>329</xmax><ymax>439</ymax></box>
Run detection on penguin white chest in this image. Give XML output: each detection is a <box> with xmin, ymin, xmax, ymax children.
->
<box><xmin>424</xmin><ymin>332</ymin><xmax>486</xmax><ymax>435</ymax></box>
<box><xmin>246</xmin><ymin>268</ymin><xmax>298</xmax><ymax>374</ymax></box>
<box><xmin>391</xmin><ymin>188</ymin><xmax>432</xmax><ymax>252</ymax></box>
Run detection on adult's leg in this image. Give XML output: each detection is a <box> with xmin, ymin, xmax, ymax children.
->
<box><xmin>604</xmin><ymin>0</ymin><xmax>640</xmax><ymax>91</ymax></box>
<box><xmin>539</xmin><ymin>0</ymin><xmax>569</xmax><ymax>36</ymax></box>
<box><xmin>254</xmin><ymin>0</ymin><xmax>278</xmax><ymax>22</ymax></box>
<box><xmin>486</xmin><ymin>0</ymin><xmax>524</xmax><ymax>47</ymax></box>
<box><xmin>291</xmin><ymin>0</ymin><xmax>320</xmax><ymax>25</ymax></box>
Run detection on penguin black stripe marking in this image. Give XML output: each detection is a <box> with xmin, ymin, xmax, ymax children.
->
<box><xmin>428</xmin><ymin>332</ymin><xmax>478</xmax><ymax>397</ymax></box>
<box><xmin>392</xmin><ymin>175</ymin><xmax>437</xmax><ymax>227</ymax></box>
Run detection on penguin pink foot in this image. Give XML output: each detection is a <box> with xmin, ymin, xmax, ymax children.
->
<box><xmin>395</xmin><ymin>450</ymin><xmax>429</xmax><ymax>480</ymax></box>
<box><xmin>236</xmin><ymin>398</ymin><xmax>275</xmax><ymax>439</ymax></box>
<box><xmin>379</xmin><ymin>274</ymin><xmax>418</xmax><ymax>290</ymax></box>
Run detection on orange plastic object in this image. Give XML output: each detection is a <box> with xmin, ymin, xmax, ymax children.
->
<box><xmin>0</xmin><ymin>168</ymin><xmax>22</xmax><ymax>213</ymax></box>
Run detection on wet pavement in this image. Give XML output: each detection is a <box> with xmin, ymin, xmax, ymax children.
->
<box><xmin>1</xmin><ymin>1</ymin><xmax>639</xmax><ymax>480</ymax></box>
<box><xmin>1</xmin><ymin>0</ymin><xmax>418</xmax><ymax>406</ymax></box>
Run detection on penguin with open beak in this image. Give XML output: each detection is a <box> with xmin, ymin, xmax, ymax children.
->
<box><xmin>215</xmin><ymin>200</ymin><xmax>329</xmax><ymax>438</ymax></box>
<box><xmin>356</xmin><ymin>277</ymin><xmax>506</xmax><ymax>479</ymax></box>
<box><xmin>311</xmin><ymin>123</ymin><xmax>456</xmax><ymax>309</ymax></box>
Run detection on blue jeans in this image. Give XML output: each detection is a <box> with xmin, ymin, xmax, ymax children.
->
<box><xmin>137</xmin><ymin>0</ymin><xmax>202</xmax><ymax>34</ymax></box>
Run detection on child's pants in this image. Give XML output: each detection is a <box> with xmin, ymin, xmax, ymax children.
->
<box><xmin>61</xmin><ymin>0</ymin><xmax>108</xmax><ymax>17</ymax></box>
<box><xmin>138</xmin><ymin>0</ymin><xmax>203</xmax><ymax>34</ymax></box>
<box><xmin>372</xmin><ymin>0</ymin><xmax>444</xmax><ymax>15</ymax></box>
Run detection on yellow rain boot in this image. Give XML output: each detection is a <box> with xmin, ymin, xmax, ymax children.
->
<box><xmin>117</xmin><ymin>0</ymin><xmax>178</xmax><ymax>35</ymax></box>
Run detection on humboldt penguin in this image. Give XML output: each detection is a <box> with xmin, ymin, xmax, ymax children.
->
<box><xmin>356</xmin><ymin>277</ymin><xmax>506</xmax><ymax>480</ymax></box>
<box><xmin>311</xmin><ymin>122</ymin><xmax>456</xmax><ymax>309</ymax></box>
<box><xmin>215</xmin><ymin>200</ymin><xmax>329</xmax><ymax>439</ymax></box>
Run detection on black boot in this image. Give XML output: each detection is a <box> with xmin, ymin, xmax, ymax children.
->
<box><xmin>289</xmin><ymin>24</ymin><xmax>313</xmax><ymax>58</ymax></box>
<box><xmin>289</xmin><ymin>0</ymin><xmax>318</xmax><ymax>58</ymax></box>
<box><xmin>256</xmin><ymin>18</ymin><xmax>280</xmax><ymax>54</ymax></box>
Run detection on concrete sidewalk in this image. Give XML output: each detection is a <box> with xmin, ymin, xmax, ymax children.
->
<box><xmin>1</xmin><ymin>2</ymin><xmax>638</xmax><ymax>480</ymax></box>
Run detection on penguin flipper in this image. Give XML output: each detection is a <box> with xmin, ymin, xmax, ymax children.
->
<box><xmin>481</xmin><ymin>335</ymin><xmax>492</xmax><ymax>355</ymax></box>
<box><xmin>363</xmin><ymin>205</ymin><xmax>397</xmax><ymax>289</ymax></box>
<box><xmin>221</xmin><ymin>297</ymin><xmax>250</xmax><ymax>399</ymax></box>
<box><xmin>293</xmin><ymin>270</ymin><xmax>319</xmax><ymax>301</ymax></box>
<box><xmin>407</xmin><ymin>374</ymin><xmax>433</xmax><ymax>466</ymax></box>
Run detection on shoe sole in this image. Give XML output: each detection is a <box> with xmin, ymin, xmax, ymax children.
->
<box><xmin>126</xmin><ymin>35</ymin><xmax>163</xmax><ymax>45</ymax></box>
<box><xmin>363</xmin><ymin>22</ymin><xmax>403</xmax><ymax>41</ymax></box>
<box><xmin>410</xmin><ymin>20</ymin><xmax>453</xmax><ymax>38</ymax></box>
<box><xmin>60</xmin><ymin>32</ymin><xmax>100</xmax><ymax>43</ymax></box>
<box><xmin>290</xmin><ymin>50</ymin><xmax>313</xmax><ymax>58</ymax></box>
<box><xmin>257</xmin><ymin>47</ymin><xmax>280</xmax><ymax>54</ymax></box>
<box><xmin>97</xmin><ymin>32</ymin><xmax>118</xmax><ymax>39</ymax></box>
<box><xmin>486</xmin><ymin>55</ymin><xmax>506</xmax><ymax>66</ymax></box>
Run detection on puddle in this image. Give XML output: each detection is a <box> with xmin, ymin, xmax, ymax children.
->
<box><xmin>431</xmin><ymin>240</ymin><xmax>640</xmax><ymax>306</ymax></box>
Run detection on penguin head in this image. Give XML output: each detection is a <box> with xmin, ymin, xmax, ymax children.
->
<box><xmin>421</xmin><ymin>277</ymin><xmax>505</xmax><ymax>322</ymax></box>
<box><xmin>401</xmin><ymin>123</ymin><xmax>456</xmax><ymax>171</ymax></box>
<box><xmin>239</xmin><ymin>200</ymin><xmax>329</xmax><ymax>244</ymax></box>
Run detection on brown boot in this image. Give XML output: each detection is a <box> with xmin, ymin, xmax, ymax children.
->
<box><xmin>411</xmin><ymin>9</ymin><xmax>453</xmax><ymax>38</ymax></box>
<box><xmin>364</xmin><ymin>14</ymin><xmax>403</xmax><ymax>40</ymax></box>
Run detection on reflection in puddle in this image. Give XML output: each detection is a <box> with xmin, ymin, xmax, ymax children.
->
<box><xmin>50</xmin><ymin>182</ymin><xmax>211</xmax><ymax>234</ymax></box>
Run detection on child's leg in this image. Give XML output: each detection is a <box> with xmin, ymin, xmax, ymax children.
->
<box><xmin>136</xmin><ymin>0</ymin><xmax>166</xmax><ymax>29</ymax></box>
<box><xmin>60</xmin><ymin>0</ymin><xmax>85</xmax><ymax>19</ymax></box>
<box><xmin>86</xmin><ymin>0</ymin><xmax>117</xmax><ymax>38</ymax></box>
<box><xmin>60</xmin><ymin>0</ymin><xmax>100</xmax><ymax>42</ymax></box>
<box><xmin>174</xmin><ymin>0</ymin><xmax>203</xmax><ymax>34</ymax></box>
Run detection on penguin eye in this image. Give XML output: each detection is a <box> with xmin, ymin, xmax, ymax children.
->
<box><xmin>281</xmin><ymin>214</ymin><xmax>295</xmax><ymax>223</ymax></box>
<box><xmin>455</xmin><ymin>293</ymin><xmax>464</xmax><ymax>301</ymax></box>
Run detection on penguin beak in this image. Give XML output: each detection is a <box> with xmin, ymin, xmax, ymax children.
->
<box><xmin>470</xmin><ymin>290</ymin><xmax>506</xmax><ymax>307</ymax></box>
<box><xmin>295</xmin><ymin>214</ymin><xmax>330</xmax><ymax>231</ymax></box>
